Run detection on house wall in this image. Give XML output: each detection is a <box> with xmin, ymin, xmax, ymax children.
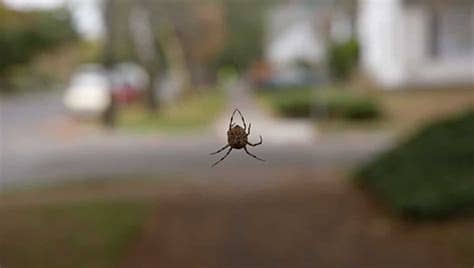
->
<box><xmin>358</xmin><ymin>0</ymin><xmax>474</xmax><ymax>88</ymax></box>
<box><xmin>402</xmin><ymin>3</ymin><xmax>428</xmax><ymax>70</ymax></box>
<box><xmin>358</xmin><ymin>0</ymin><xmax>406</xmax><ymax>88</ymax></box>
<box><xmin>265</xmin><ymin>3</ymin><xmax>325</xmax><ymax>69</ymax></box>
<box><xmin>402</xmin><ymin>1</ymin><xmax>474</xmax><ymax>86</ymax></box>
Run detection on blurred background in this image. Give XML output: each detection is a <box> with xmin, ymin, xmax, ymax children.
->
<box><xmin>0</xmin><ymin>0</ymin><xmax>473</xmax><ymax>267</ymax></box>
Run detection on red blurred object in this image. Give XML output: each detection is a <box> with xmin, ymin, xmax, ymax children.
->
<box><xmin>110</xmin><ymin>63</ymin><xmax>149</xmax><ymax>105</ymax></box>
<box><xmin>112</xmin><ymin>83</ymin><xmax>142</xmax><ymax>104</ymax></box>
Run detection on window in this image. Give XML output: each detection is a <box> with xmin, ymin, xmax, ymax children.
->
<box><xmin>429</xmin><ymin>3</ymin><xmax>473</xmax><ymax>59</ymax></box>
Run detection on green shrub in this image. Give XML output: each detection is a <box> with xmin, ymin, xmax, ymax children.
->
<box><xmin>271</xmin><ymin>89</ymin><xmax>312</xmax><ymax>118</ymax></box>
<box><xmin>318</xmin><ymin>90</ymin><xmax>380</xmax><ymax>120</ymax></box>
<box><xmin>355</xmin><ymin>110</ymin><xmax>474</xmax><ymax>218</ymax></box>
<box><xmin>259</xmin><ymin>88</ymin><xmax>312</xmax><ymax>118</ymax></box>
<box><xmin>328</xmin><ymin>38</ymin><xmax>360</xmax><ymax>82</ymax></box>
<box><xmin>259</xmin><ymin>87</ymin><xmax>381</xmax><ymax>120</ymax></box>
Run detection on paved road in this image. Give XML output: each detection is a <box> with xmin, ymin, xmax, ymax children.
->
<box><xmin>0</xmin><ymin>85</ymin><xmax>393</xmax><ymax>188</ymax></box>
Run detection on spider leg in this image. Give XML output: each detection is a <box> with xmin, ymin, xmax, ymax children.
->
<box><xmin>244</xmin><ymin>146</ymin><xmax>265</xmax><ymax>161</ymax></box>
<box><xmin>247</xmin><ymin>135</ymin><xmax>263</xmax><ymax>147</ymax></box>
<box><xmin>211</xmin><ymin>148</ymin><xmax>232</xmax><ymax>167</ymax></box>
<box><xmin>246</xmin><ymin>123</ymin><xmax>252</xmax><ymax>135</ymax></box>
<box><xmin>210</xmin><ymin>144</ymin><xmax>230</xmax><ymax>155</ymax></box>
<box><xmin>229</xmin><ymin>109</ymin><xmax>238</xmax><ymax>130</ymax></box>
<box><xmin>235</xmin><ymin>109</ymin><xmax>247</xmax><ymax>130</ymax></box>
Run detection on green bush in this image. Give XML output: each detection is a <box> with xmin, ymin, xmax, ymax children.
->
<box><xmin>265</xmin><ymin>88</ymin><xmax>312</xmax><ymax>118</ymax></box>
<box><xmin>355</xmin><ymin>110</ymin><xmax>474</xmax><ymax>218</ymax></box>
<box><xmin>259</xmin><ymin>87</ymin><xmax>381</xmax><ymax>120</ymax></box>
<box><xmin>319</xmin><ymin>90</ymin><xmax>380</xmax><ymax>120</ymax></box>
<box><xmin>328</xmin><ymin>38</ymin><xmax>359</xmax><ymax>82</ymax></box>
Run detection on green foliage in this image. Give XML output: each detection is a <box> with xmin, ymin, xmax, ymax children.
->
<box><xmin>328</xmin><ymin>38</ymin><xmax>359</xmax><ymax>82</ymax></box>
<box><xmin>356</xmin><ymin>110</ymin><xmax>474</xmax><ymax>218</ymax></box>
<box><xmin>0</xmin><ymin>5</ymin><xmax>76</xmax><ymax>74</ymax></box>
<box><xmin>318</xmin><ymin>90</ymin><xmax>380</xmax><ymax>120</ymax></box>
<box><xmin>259</xmin><ymin>87</ymin><xmax>312</xmax><ymax>118</ymax></box>
<box><xmin>259</xmin><ymin>87</ymin><xmax>381</xmax><ymax>120</ymax></box>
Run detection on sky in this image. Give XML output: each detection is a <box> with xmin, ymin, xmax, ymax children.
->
<box><xmin>2</xmin><ymin>0</ymin><xmax>105</xmax><ymax>40</ymax></box>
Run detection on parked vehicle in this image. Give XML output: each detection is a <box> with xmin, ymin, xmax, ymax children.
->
<box><xmin>63</xmin><ymin>62</ymin><xmax>149</xmax><ymax>119</ymax></box>
<box><xmin>63</xmin><ymin>65</ymin><xmax>111</xmax><ymax>119</ymax></box>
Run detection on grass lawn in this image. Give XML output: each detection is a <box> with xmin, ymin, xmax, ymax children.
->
<box><xmin>355</xmin><ymin>109</ymin><xmax>474</xmax><ymax>218</ymax></box>
<box><xmin>0</xmin><ymin>180</ymin><xmax>159</xmax><ymax>268</ymax></box>
<box><xmin>118</xmin><ymin>88</ymin><xmax>225</xmax><ymax>134</ymax></box>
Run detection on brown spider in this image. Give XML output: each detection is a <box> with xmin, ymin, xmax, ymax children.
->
<box><xmin>210</xmin><ymin>109</ymin><xmax>265</xmax><ymax>167</ymax></box>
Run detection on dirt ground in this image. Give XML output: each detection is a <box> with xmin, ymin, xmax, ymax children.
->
<box><xmin>121</xmin><ymin>170</ymin><xmax>473</xmax><ymax>268</ymax></box>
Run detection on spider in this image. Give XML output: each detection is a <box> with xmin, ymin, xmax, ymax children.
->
<box><xmin>210</xmin><ymin>108</ymin><xmax>265</xmax><ymax>167</ymax></box>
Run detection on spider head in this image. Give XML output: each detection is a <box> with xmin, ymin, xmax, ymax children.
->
<box><xmin>230</xmin><ymin>124</ymin><xmax>245</xmax><ymax>132</ymax></box>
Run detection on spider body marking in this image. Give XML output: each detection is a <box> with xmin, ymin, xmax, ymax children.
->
<box><xmin>210</xmin><ymin>109</ymin><xmax>265</xmax><ymax>167</ymax></box>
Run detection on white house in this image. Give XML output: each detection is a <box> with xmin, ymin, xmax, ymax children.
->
<box><xmin>358</xmin><ymin>0</ymin><xmax>474</xmax><ymax>88</ymax></box>
<box><xmin>264</xmin><ymin>0</ymin><xmax>355</xmax><ymax>85</ymax></box>
<box><xmin>265</xmin><ymin>2</ymin><xmax>328</xmax><ymax>70</ymax></box>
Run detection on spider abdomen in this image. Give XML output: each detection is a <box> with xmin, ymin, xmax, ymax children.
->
<box><xmin>228</xmin><ymin>126</ymin><xmax>247</xmax><ymax>149</ymax></box>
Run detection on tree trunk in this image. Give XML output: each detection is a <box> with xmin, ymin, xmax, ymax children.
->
<box><xmin>101</xmin><ymin>0</ymin><xmax>117</xmax><ymax>126</ymax></box>
<box><xmin>129</xmin><ymin>3</ymin><xmax>159</xmax><ymax>112</ymax></box>
<box><xmin>158</xmin><ymin>19</ymin><xmax>192</xmax><ymax>97</ymax></box>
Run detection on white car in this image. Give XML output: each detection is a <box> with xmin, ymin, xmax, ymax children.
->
<box><xmin>63</xmin><ymin>65</ymin><xmax>111</xmax><ymax>118</ymax></box>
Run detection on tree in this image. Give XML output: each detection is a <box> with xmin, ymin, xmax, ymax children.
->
<box><xmin>213</xmin><ymin>0</ymin><xmax>268</xmax><ymax>72</ymax></box>
<box><xmin>0</xmin><ymin>4</ymin><xmax>76</xmax><ymax>76</ymax></box>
